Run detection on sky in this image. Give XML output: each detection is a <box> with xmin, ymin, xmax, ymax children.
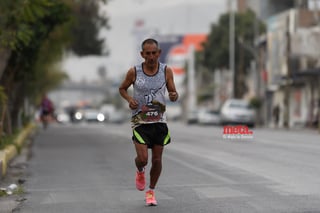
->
<box><xmin>62</xmin><ymin>0</ymin><xmax>227</xmax><ymax>82</ymax></box>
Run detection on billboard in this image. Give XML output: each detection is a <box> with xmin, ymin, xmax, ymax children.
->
<box><xmin>153</xmin><ymin>34</ymin><xmax>207</xmax><ymax>120</ymax></box>
<box><xmin>154</xmin><ymin>34</ymin><xmax>183</xmax><ymax>65</ymax></box>
<box><xmin>154</xmin><ymin>34</ymin><xmax>207</xmax><ymax>91</ymax></box>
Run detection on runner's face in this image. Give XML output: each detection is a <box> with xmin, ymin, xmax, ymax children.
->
<box><xmin>141</xmin><ymin>43</ymin><xmax>161</xmax><ymax>66</ymax></box>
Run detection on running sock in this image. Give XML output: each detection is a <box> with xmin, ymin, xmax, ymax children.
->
<box><xmin>137</xmin><ymin>167</ymin><xmax>144</xmax><ymax>172</ymax></box>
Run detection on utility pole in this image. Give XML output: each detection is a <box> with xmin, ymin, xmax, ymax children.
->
<box><xmin>187</xmin><ymin>45</ymin><xmax>196</xmax><ymax>112</ymax></box>
<box><xmin>283</xmin><ymin>16</ymin><xmax>292</xmax><ymax>129</ymax></box>
<box><xmin>229</xmin><ymin>0</ymin><xmax>235</xmax><ymax>98</ymax></box>
<box><xmin>253</xmin><ymin>1</ymin><xmax>261</xmax><ymax>126</ymax></box>
<box><xmin>318</xmin><ymin>75</ymin><xmax>320</xmax><ymax>133</ymax></box>
<box><xmin>315</xmin><ymin>0</ymin><xmax>320</xmax><ymax>133</ymax></box>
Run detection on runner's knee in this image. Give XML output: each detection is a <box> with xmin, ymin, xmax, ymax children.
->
<box><xmin>136</xmin><ymin>156</ymin><xmax>148</xmax><ymax>166</ymax></box>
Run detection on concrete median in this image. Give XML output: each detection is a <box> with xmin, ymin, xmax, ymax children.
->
<box><xmin>0</xmin><ymin>123</ymin><xmax>36</xmax><ymax>178</ymax></box>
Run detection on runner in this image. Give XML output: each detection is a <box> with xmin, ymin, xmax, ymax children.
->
<box><xmin>119</xmin><ymin>38</ymin><xmax>179</xmax><ymax>206</ymax></box>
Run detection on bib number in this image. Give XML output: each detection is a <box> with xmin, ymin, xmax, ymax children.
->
<box><xmin>141</xmin><ymin>105</ymin><xmax>161</xmax><ymax>122</ymax></box>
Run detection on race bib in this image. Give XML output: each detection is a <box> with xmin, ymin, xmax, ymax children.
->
<box><xmin>141</xmin><ymin>104</ymin><xmax>162</xmax><ymax>122</ymax></box>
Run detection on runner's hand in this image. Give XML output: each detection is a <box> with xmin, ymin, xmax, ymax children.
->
<box><xmin>128</xmin><ymin>99</ymin><xmax>138</xmax><ymax>110</ymax></box>
<box><xmin>169</xmin><ymin>92</ymin><xmax>178</xmax><ymax>102</ymax></box>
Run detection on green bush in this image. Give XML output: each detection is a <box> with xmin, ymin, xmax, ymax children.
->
<box><xmin>0</xmin><ymin>130</ymin><xmax>18</xmax><ymax>150</ymax></box>
<box><xmin>249</xmin><ymin>97</ymin><xmax>263</xmax><ymax>109</ymax></box>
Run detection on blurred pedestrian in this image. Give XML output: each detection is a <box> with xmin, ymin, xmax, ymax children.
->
<box><xmin>119</xmin><ymin>38</ymin><xmax>179</xmax><ymax>206</ymax></box>
<box><xmin>40</xmin><ymin>94</ymin><xmax>54</xmax><ymax>129</ymax></box>
<box><xmin>68</xmin><ymin>106</ymin><xmax>77</xmax><ymax>123</ymax></box>
<box><xmin>273</xmin><ymin>104</ymin><xmax>280</xmax><ymax>128</ymax></box>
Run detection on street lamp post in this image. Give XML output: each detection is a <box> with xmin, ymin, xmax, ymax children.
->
<box><xmin>283</xmin><ymin>16</ymin><xmax>292</xmax><ymax>129</ymax></box>
<box><xmin>229</xmin><ymin>0</ymin><xmax>235</xmax><ymax>98</ymax></box>
<box><xmin>238</xmin><ymin>36</ymin><xmax>262</xmax><ymax>126</ymax></box>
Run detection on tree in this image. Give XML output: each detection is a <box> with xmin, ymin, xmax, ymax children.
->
<box><xmin>201</xmin><ymin>9</ymin><xmax>265</xmax><ymax>98</ymax></box>
<box><xmin>0</xmin><ymin>0</ymin><xmax>72</xmax><ymax>130</ymax></box>
<box><xmin>67</xmin><ymin>0</ymin><xmax>110</xmax><ymax>56</ymax></box>
<box><xmin>0</xmin><ymin>0</ymin><xmax>110</xmax><ymax>133</ymax></box>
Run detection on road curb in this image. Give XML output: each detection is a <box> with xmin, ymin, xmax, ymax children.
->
<box><xmin>0</xmin><ymin>123</ymin><xmax>36</xmax><ymax>179</ymax></box>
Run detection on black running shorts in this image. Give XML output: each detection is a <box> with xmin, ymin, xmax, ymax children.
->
<box><xmin>132</xmin><ymin>123</ymin><xmax>171</xmax><ymax>148</ymax></box>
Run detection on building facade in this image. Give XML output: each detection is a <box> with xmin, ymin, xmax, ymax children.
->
<box><xmin>266</xmin><ymin>8</ymin><xmax>320</xmax><ymax>128</ymax></box>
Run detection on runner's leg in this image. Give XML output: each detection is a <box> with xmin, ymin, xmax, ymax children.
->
<box><xmin>149</xmin><ymin>145</ymin><xmax>163</xmax><ymax>189</ymax></box>
<box><xmin>134</xmin><ymin>142</ymin><xmax>148</xmax><ymax>171</ymax></box>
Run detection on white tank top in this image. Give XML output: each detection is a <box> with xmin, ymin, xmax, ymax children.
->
<box><xmin>131</xmin><ymin>62</ymin><xmax>167</xmax><ymax>128</ymax></box>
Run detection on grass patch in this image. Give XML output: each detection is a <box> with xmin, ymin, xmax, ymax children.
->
<box><xmin>14</xmin><ymin>185</ymin><xmax>25</xmax><ymax>195</ymax></box>
<box><xmin>0</xmin><ymin>134</ymin><xmax>15</xmax><ymax>150</ymax></box>
<box><xmin>0</xmin><ymin>189</ymin><xmax>7</xmax><ymax>197</ymax></box>
<box><xmin>0</xmin><ymin>185</ymin><xmax>25</xmax><ymax>197</ymax></box>
<box><xmin>0</xmin><ymin>130</ymin><xmax>20</xmax><ymax>150</ymax></box>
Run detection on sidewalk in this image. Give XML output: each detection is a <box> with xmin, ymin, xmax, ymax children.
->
<box><xmin>0</xmin><ymin>146</ymin><xmax>31</xmax><ymax>212</ymax></box>
<box><xmin>0</xmin><ymin>123</ymin><xmax>36</xmax><ymax>213</ymax></box>
<box><xmin>0</xmin><ymin>123</ymin><xmax>36</xmax><ymax>179</ymax></box>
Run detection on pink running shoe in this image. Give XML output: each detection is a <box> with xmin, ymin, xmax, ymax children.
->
<box><xmin>135</xmin><ymin>170</ymin><xmax>145</xmax><ymax>191</ymax></box>
<box><xmin>145</xmin><ymin>190</ymin><xmax>157</xmax><ymax>206</ymax></box>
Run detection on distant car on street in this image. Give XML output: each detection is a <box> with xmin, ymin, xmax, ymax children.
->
<box><xmin>83</xmin><ymin>109</ymin><xmax>105</xmax><ymax>122</ymax></box>
<box><xmin>56</xmin><ymin>109</ymin><xmax>70</xmax><ymax>124</ymax></box>
<box><xmin>73</xmin><ymin>108</ymin><xmax>105</xmax><ymax>123</ymax></box>
<box><xmin>100</xmin><ymin>104</ymin><xmax>116</xmax><ymax>121</ymax></box>
<box><xmin>220</xmin><ymin>99</ymin><xmax>255</xmax><ymax>127</ymax></box>
<box><xmin>186</xmin><ymin>109</ymin><xmax>199</xmax><ymax>124</ymax></box>
<box><xmin>107</xmin><ymin>110</ymin><xmax>129</xmax><ymax>124</ymax></box>
<box><xmin>197</xmin><ymin>109</ymin><xmax>221</xmax><ymax>125</ymax></box>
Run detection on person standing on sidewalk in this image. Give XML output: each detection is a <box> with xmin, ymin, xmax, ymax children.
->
<box><xmin>119</xmin><ymin>38</ymin><xmax>179</xmax><ymax>206</ymax></box>
<box><xmin>39</xmin><ymin>94</ymin><xmax>54</xmax><ymax>129</ymax></box>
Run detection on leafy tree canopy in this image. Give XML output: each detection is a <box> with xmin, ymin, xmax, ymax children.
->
<box><xmin>201</xmin><ymin>9</ymin><xmax>266</xmax><ymax>72</ymax></box>
<box><xmin>0</xmin><ymin>0</ymin><xmax>110</xmax><ymax>130</ymax></box>
<box><xmin>0</xmin><ymin>0</ymin><xmax>109</xmax><ymax>56</ymax></box>
<box><xmin>67</xmin><ymin>0</ymin><xmax>110</xmax><ymax>56</ymax></box>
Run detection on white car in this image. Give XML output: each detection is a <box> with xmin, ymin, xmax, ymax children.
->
<box><xmin>108</xmin><ymin>110</ymin><xmax>128</xmax><ymax>124</ymax></box>
<box><xmin>56</xmin><ymin>110</ymin><xmax>70</xmax><ymax>124</ymax></box>
<box><xmin>197</xmin><ymin>109</ymin><xmax>221</xmax><ymax>125</ymax></box>
<box><xmin>75</xmin><ymin>109</ymin><xmax>105</xmax><ymax>123</ymax></box>
<box><xmin>84</xmin><ymin>109</ymin><xmax>105</xmax><ymax>122</ymax></box>
<box><xmin>220</xmin><ymin>99</ymin><xmax>255</xmax><ymax>127</ymax></box>
<box><xmin>186</xmin><ymin>110</ymin><xmax>199</xmax><ymax>124</ymax></box>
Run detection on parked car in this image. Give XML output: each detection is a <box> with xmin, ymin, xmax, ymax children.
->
<box><xmin>83</xmin><ymin>109</ymin><xmax>105</xmax><ymax>122</ymax></box>
<box><xmin>74</xmin><ymin>108</ymin><xmax>105</xmax><ymax>123</ymax></box>
<box><xmin>100</xmin><ymin>104</ymin><xmax>116</xmax><ymax>121</ymax></box>
<box><xmin>108</xmin><ymin>110</ymin><xmax>128</xmax><ymax>124</ymax></box>
<box><xmin>55</xmin><ymin>109</ymin><xmax>70</xmax><ymax>124</ymax></box>
<box><xmin>186</xmin><ymin>109</ymin><xmax>199</xmax><ymax>124</ymax></box>
<box><xmin>220</xmin><ymin>99</ymin><xmax>255</xmax><ymax>127</ymax></box>
<box><xmin>197</xmin><ymin>109</ymin><xmax>221</xmax><ymax>125</ymax></box>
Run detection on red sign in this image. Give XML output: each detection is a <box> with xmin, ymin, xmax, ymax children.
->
<box><xmin>223</xmin><ymin>125</ymin><xmax>253</xmax><ymax>139</ymax></box>
<box><xmin>223</xmin><ymin>125</ymin><xmax>253</xmax><ymax>134</ymax></box>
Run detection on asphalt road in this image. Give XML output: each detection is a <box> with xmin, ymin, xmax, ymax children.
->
<box><xmin>15</xmin><ymin>122</ymin><xmax>320</xmax><ymax>213</ymax></box>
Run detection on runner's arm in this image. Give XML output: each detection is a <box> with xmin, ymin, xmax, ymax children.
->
<box><xmin>119</xmin><ymin>68</ymin><xmax>139</xmax><ymax>109</ymax></box>
<box><xmin>166</xmin><ymin>66</ymin><xmax>179</xmax><ymax>102</ymax></box>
